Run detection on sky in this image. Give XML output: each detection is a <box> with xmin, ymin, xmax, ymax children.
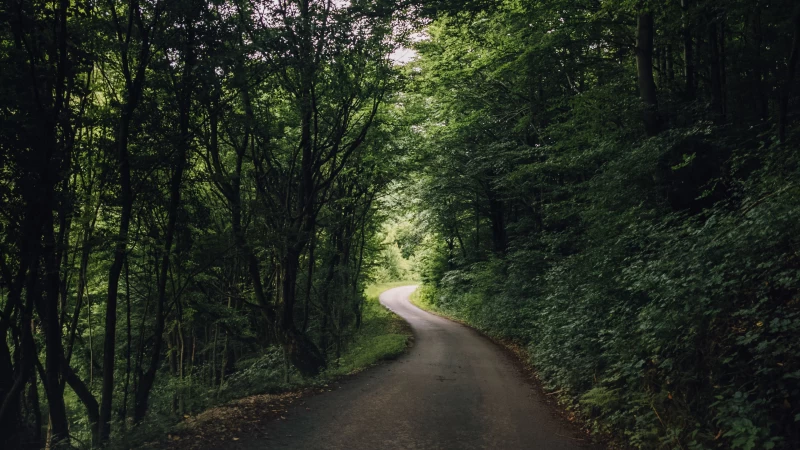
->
<box><xmin>390</xmin><ymin>47</ymin><xmax>418</xmax><ymax>64</ymax></box>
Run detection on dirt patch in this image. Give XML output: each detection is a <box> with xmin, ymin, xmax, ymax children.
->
<box><xmin>150</xmin><ymin>390</ymin><xmax>310</xmax><ymax>449</ymax></box>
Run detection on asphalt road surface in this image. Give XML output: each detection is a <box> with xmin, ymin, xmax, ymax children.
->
<box><xmin>243</xmin><ymin>285</ymin><xmax>596</xmax><ymax>449</ymax></box>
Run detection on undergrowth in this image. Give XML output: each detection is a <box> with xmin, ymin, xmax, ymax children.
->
<box><xmin>120</xmin><ymin>282</ymin><xmax>414</xmax><ymax>449</ymax></box>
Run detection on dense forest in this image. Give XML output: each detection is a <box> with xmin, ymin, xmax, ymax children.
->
<box><xmin>0</xmin><ymin>0</ymin><xmax>424</xmax><ymax>447</ymax></box>
<box><xmin>406</xmin><ymin>0</ymin><xmax>800</xmax><ymax>449</ymax></box>
<box><xmin>2</xmin><ymin>0</ymin><xmax>800</xmax><ymax>449</ymax></box>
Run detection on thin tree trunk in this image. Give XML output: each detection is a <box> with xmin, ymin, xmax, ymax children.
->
<box><xmin>88</xmin><ymin>290</ymin><xmax>94</xmax><ymax>385</ymax></box>
<box><xmin>65</xmin><ymin>208</ymin><xmax>95</xmax><ymax>363</ymax></box>
<box><xmin>61</xmin><ymin>358</ymin><xmax>99</xmax><ymax>443</ymax></box>
<box><xmin>681</xmin><ymin>0</ymin><xmax>696</xmax><ymax>99</ymax></box>
<box><xmin>28</xmin><ymin>370</ymin><xmax>42</xmax><ymax>447</ymax></box>
<box><xmin>212</xmin><ymin>324</ymin><xmax>219</xmax><ymax>386</ymax></box>
<box><xmin>779</xmin><ymin>7</ymin><xmax>800</xmax><ymax>142</ymax></box>
<box><xmin>178</xmin><ymin>324</ymin><xmax>185</xmax><ymax>415</ymax></box>
<box><xmin>134</xmin><ymin>24</ymin><xmax>194</xmax><ymax>422</ymax></box>
<box><xmin>100</xmin><ymin>1</ymin><xmax>159</xmax><ymax>437</ymax></box>
<box><xmin>487</xmin><ymin>192</ymin><xmax>507</xmax><ymax>254</ymax></box>
<box><xmin>709</xmin><ymin>21</ymin><xmax>725</xmax><ymax>122</ymax></box>
<box><xmin>0</xmin><ymin>289</ymin><xmax>36</xmax><ymax>448</ymax></box>
<box><xmin>0</xmin><ymin>208</ymin><xmax>37</xmax><ymax>448</ymax></box>
<box><xmin>134</xmin><ymin>142</ymin><xmax>185</xmax><ymax>420</ymax></box>
<box><xmin>636</xmin><ymin>12</ymin><xmax>662</xmax><ymax>136</ymax></box>
<box><xmin>353</xmin><ymin>212</ymin><xmax>369</xmax><ymax>329</ymax></box>
<box><xmin>667</xmin><ymin>44</ymin><xmax>674</xmax><ymax>83</ymax></box>
<box><xmin>100</xmin><ymin>106</ymin><xmax>134</xmax><ymax>441</ymax></box>
<box><xmin>751</xmin><ymin>8</ymin><xmax>768</xmax><ymax>120</ymax></box>
<box><xmin>453</xmin><ymin>225</ymin><xmax>467</xmax><ymax>258</ymax></box>
<box><xmin>120</xmin><ymin>257</ymin><xmax>133</xmax><ymax>425</ymax></box>
<box><xmin>40</xmin><ymin>211</ymin><xmax>71</xmax><ymax>446</ymax></box>
<box><xmin>302</xmin><ymin>230</ymin><xmax>317</xmax><ymax>333</ymax></box>
<box><xmin>720</xmin><ymin>18</ymin><xmax>728</xmax><ymax>117</ymax></box>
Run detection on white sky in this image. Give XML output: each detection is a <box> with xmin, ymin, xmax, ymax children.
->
<box><xmin>390</xmin><ymin>47</ymin><xmax>418</xmax><ymax>64</ymax></box>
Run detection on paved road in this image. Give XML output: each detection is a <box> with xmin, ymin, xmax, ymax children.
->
<box><xmin>245</xmin><ymin>285</ymin><xmax>595</xmax><ymax>449</ymax></box>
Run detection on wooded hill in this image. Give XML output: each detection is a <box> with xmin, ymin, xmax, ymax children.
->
<box><xmin>406</xmin><ymin>0</ymin><xmax>800</xmax><ymax>449</ymax></box>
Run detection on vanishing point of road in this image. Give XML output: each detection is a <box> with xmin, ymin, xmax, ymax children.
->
<box><xmin>243</xmin><ymin>285</ymin><xmax>597</xmax><ymax>449</ymax></box>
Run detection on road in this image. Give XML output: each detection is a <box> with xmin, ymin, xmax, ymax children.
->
<box><xmin>244</xmin><ymin>285</ymin><xmax>595</xmax><ymax>449</ymax></box>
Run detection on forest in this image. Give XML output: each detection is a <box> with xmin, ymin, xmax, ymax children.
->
<box><xmin>406</xmin><ymin>0</ymin><xmax>800</xmax><ymax>449</ymax></box>
<box><xmin>1</xmin><ymin>0</ymin><xmax>799</xmax><ymax>449</ymax></box>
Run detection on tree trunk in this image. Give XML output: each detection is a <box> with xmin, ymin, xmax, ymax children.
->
<box><xmin>636</xmin><ymin>12</ymin><xmax>662</xmax><ymax>136</ymax></box>
<box><xmin>302</xmin><ymin>230</ymin><xmax>317</xmax><ymax>333</ymax></box>
<box><xmin>720</xmin><ymin>18</ymin><xmax>728</xmax><ymax>117</ymax></box>
<box><xmin>65</xmin><ymin>210</ymin><xmax>95</xmax><ymax>363</ymax></box>
<box><xmin>40</xmin><ymin>203</ymin><xmax>71</xmax><ymax>447</ymax></box>
<box><xmin>133</xmin><ymin>26</ymin><xmax>194</xmax><ymax>421</ymax></box>
<box><xmin>779</xmin><ymin>7</ymin><xmax>800</xmax><ymax>142</ymax></box>
<box><xmin>709</xmin><ymin>21</ymin><xmax>725</xmax><ymax>123</ymax></box>
<box><xmin>667</xmin><ymin>45</ymin><xmax>675</xmax><ymax>83</ymax></box>
<box><xmin>751</xmin><ymin>8</ymin><xmax>768</xmax><ymax>120</ymax></box>
<box><xmin>0</xmin><ymin>288</ymin><xmax>35</xmax><ymax>449</ymax></box>
<box><xmin>120</xmin><ymin>258</ymin><xmax>133</xmax><ymax>425</ymax></box>
<box><xmin>28</xmin><ymin>370</ymin><xmax>42</xmax><ymax>447</ymax></box>
<box><xmin>282</xmin><ymin>247</ymin><xmax>326</xmax><ymax>376</ymax></box>
<box><xmin>283</xmin><ymin>0</ymin><xmax>327</xmax><ymax>377</ymax></box>
<box><xmin>681</xmin><ymin>0</ymin><xmax>696</xmax><ymax>99</ymax></box>
<box><xmin>61</xmin><ymin>358</ymin><xmax>99</xmax><ymax>442</ymax></box>
<box><xmin>474</xmin><ymin>194</ymin><xmax>481</xmax><ymax>253</ymax></box>
<box><xmin>0</xmin><ymin>245</ymin><xmax>32</xmax><ymax>448</ymax></box>
<box><xmin>487</xmin><ymin>194</ymin><xmax>507</xmax><ymax>255</ymax></box>
<box><xmin>101</xmin><ymin>2</ymin><xmax>158</xmax><ymax>436</ymax></box>
<box><xmin>100</xmin><ymin>107</ymin><xmax>134</xmax><ymax>441</ymax></box>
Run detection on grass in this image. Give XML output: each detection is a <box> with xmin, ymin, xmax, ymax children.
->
<box><xmin>364</xmin><ymin>280</ymin><xmax>420</xmax><ymax>301</ymax></box>
<box><xmin>409</xmin><ymin>283</ymin><xmax>455</xmax><ymax>319</ymax></box>
<box><xmin>325</xmin><ymin>280</ymin><xmax>417</xmax><ymax>376</ymax></box>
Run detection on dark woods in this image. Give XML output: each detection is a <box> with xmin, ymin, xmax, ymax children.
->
<box><xmin>0</xmin><ymin>0</ymin><xmax>404</xmax><ymax>447</ymax></box>
<box><xmin>4</xmin><ymin>0</ymin><xmax>800</xmax><ymax>448</ymax></box>
<box><xmin>410</xmin><ymin>0</ymin><xmax>800</xmax><ymax>448</ymax></box>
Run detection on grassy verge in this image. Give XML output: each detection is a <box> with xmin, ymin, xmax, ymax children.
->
<box><xmin>325</xmin><ymin>281</ymin><xmax>416</xmax><ymax>376</ymax></box>
<box><xmin>409</xmin><ymin>283</ymin><xmax>455</xmax><ymax>319</ymax></box>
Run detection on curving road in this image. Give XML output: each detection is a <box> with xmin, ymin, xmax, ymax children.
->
<box><xmin>244</xmin><ymin>285</ymin><xmax>596</xmax><ymax>449</ymax></box>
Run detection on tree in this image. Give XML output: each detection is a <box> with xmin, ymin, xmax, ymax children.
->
<box><xmin>1</xmin><ymin>0</ymin><xmax>405</xmax><ymax>446</ymax></box>
<box><xmin>408</xmin><ymin>0</ymin><xmax>800</xmax><ymax>448</ymax></box>
<box><xmin>636</xmin><ymin>10</ymin><xmax>662</xmax><ymax>135</ymax></box>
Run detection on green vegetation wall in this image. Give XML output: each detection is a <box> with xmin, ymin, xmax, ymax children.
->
<box><xmin>407</xmin><ymin>1</ymin><xmax>800</xmax><ymax>449</ymax></box>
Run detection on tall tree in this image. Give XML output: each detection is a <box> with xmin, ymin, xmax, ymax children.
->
<box><xmin>636</xmin><ymin>11</ymin><xmax>662</xmax><ymax>136</ymax></box>
<box><xmin>100</xmin><ymin>0</ymin><xmax>164</xmax><ymax>440</ymax></box>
